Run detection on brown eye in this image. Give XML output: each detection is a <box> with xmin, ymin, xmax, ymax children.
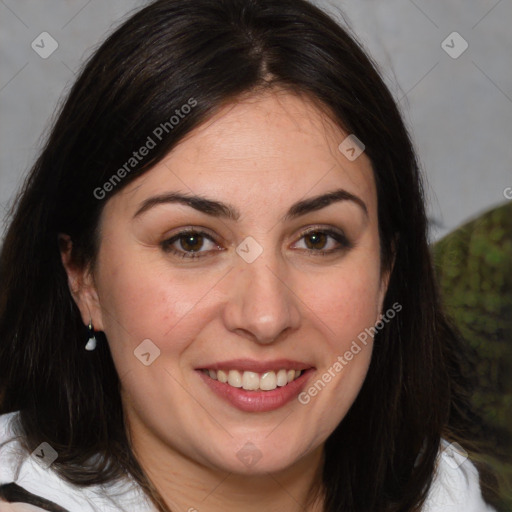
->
<box><xmin>293</xmin><ymin>228</ymin><xmax>352</xmax><ymax>255</ymax></box>
<box><xmin>304</xmin><ymin>232</ymin><xmax>328</xmax><ymax>250</ymax></box>
<box><xmin>161</xmin><ymin>230</ymin><xmax>222</xmax><ymax>259</ymax></box>
<box><xmin>179</xmin><ymin>233</ymin><xmax>204</xmax><ymax>252</ymax></box>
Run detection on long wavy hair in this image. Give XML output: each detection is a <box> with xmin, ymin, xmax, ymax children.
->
<box><xmin>0</xmin><ymin>0</ymin><xmax>498</xmax><ymax>510</ymax></box>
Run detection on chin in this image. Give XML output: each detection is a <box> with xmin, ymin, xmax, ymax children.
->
<box><xmin>202</xmin><ymin>436</ymin><xmax>316</xmax><ymax>476</ymax></box>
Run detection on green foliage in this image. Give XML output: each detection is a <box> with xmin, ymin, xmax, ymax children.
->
<box><xmin>433</xmin><ymin>201</ymin><xmax>512</xmax><ymax>510</ymax></box>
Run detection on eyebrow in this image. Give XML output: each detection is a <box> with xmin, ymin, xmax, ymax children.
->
<box><xmin>133</xmin><ymin>188</ymin><xmax>368</xmax><ymax>221</ymax></box>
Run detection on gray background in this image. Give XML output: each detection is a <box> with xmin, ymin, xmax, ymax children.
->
<box><xmin>1</xmin><ymin>0</ymin><xmax>511</xmax><ymax>241</ymax></box>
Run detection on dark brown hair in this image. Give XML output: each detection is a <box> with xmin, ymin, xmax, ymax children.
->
<box><xmin>0</xmin><ymin>0</ymin><xmax>497</xmax><ymax>510</ymax></box>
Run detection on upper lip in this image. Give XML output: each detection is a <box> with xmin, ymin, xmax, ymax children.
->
<box><xmin>197</xmin><ymin>359</ymin><xmax>314</xmax><ymax>373</ymax></box>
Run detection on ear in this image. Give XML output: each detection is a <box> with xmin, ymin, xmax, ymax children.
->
<box><xmin>58</xmin><ymin>234</ymin><xmax>104</xmax><ymax>331</ymax></box>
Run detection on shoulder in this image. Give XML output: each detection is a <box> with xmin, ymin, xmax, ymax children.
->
<box><xmin>0</xmin><ymin>412</ymin><xmax>24</xmax><ymax>484</ymax></box>
<box><xmin>422</xmin><ymin>439</ymin><xmax>497</xmax><ymax>512</ymax></box>
<box><xmin>0</xmin><ymin>503</ymin><xmax>47</xmax><ymax>511</ymax></box>
<box><xmin>0</xmin><ymin>411</ymin><xmax>156</xmax><ymax>512</ymax></box>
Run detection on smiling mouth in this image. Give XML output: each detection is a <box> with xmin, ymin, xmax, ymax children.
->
<box><xmin>200</xmin><ymin>368</ymin><xmax>304</xmax><ymax>392</ymax></box>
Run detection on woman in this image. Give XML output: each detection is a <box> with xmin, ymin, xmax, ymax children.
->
<box><xmin>0</xmin><ymin>0</ymin><xmax>500</xmax><ymax>510</ymax></box>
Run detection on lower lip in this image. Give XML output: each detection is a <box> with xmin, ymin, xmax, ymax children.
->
<box><xmin>197</xmin><ymin>369</ymin><xmax>314</xmax><ymax>412</ymax></box>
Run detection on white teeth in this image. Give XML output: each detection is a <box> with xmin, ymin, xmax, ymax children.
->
<box><xmin>276</xmin><ymin>369</ymin><xmax>288</xmax><ymax>387</ymax></box>
<box><xmin>260</xmin><ymin>371</ymin><xmax>277</xmax><ymax>391</ymax></box>
<box><xmin>228</xmin><ymin>370</ymin><xmax>242</xmax><ymax>387</ymax></box>
<box><xmin>204</xmin><ymin>368</ymin><xmax>303</xmax><ymax>391</ymax></box>
<box><xmin>242</xmin><ymin>371</ymin><xmax>260</xmax><ymax>390</ymax></box>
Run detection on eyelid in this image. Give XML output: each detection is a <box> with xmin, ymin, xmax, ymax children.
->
<box><xmin>161</xmin><ymin>224</ymin><xmax>352</xmax><ymax>260</ymax></box>
<box><xmin>297</xmin><ymin>225</ymin><xmax>345</xmax><ymax>237</ymax></box>
<box><xmin>291</xmin><ymin>225</ymin><xmax>352</xmax><ymax>252</ymax></box>
<box><xmin>160</xmin><ymin>227</ymin><xmax>219</xmax><ymax>254</ymax></box>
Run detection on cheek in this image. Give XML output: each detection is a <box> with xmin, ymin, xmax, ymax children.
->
<box><xmin>295</xmin><ymin>264</ymin><xmax>380</xmax><ymax>432</ymax></box>
<box><xmin>95</xmin><ymin>245</ymin><xmax>220</xmax><ymax>364</ymax></box>
<box><xmin>301</xmin><ymin>261</ymin><xmax>382</xmax><ymax>349</ymax></box>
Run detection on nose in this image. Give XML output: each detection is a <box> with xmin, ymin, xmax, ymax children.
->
<box><xmin>222</xmin><ymin>254</ymin><xmax>301</xmax><ymax>345</ymax></box>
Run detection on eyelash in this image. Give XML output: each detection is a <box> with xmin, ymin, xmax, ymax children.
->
<box><xmin>161</xmin><ymin>227</ymin><xmax>352</xmax><ymax>260</ymax></box>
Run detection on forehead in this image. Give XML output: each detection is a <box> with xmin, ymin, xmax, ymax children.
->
<box><xmin>111</xmin><ymin>90</ymin><xmax>377</xmax><ymax>219</ymax></box>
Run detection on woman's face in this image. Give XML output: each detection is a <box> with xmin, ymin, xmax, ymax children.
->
<box><xmin>69</xmin><ymin>91</ymin><xmax>390</xmax><ymax>475</ymax></box>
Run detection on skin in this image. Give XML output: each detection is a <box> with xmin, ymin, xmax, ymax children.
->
<box><xmin>61</xmin><ymin>90</ymin><xmax>391</xmax><ymax>512</ymax></box>
<box><xmin>0</xmin><ymin>504</ymin><xmax>45</xmax><ymax>511</ymax></box>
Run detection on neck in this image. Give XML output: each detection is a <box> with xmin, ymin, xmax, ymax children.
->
<box><xmin>128</xmin><ymin>420</ymin><xmax>325</xmax><ymax>512</ymax></box>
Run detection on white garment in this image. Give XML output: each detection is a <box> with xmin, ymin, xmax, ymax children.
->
<box><xmin>0</xmin><ymin>411</ymin><xmax>497</xmax><ymax>511</ymax></box>
<box><xmin>423</xmin><ymin>439</ymin><xmax>497</xmax><ymax>512</ymax></box>
<box><xmin>0</xmin><ymin>412</ymin><xmax>157</xmax><ymax>511</ymax></box>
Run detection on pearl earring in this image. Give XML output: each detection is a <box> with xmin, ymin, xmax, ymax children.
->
<box><xmin>85</xmin><ymin>320</ymin><xmax>97</xmax><ymax>351</ymax></box>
